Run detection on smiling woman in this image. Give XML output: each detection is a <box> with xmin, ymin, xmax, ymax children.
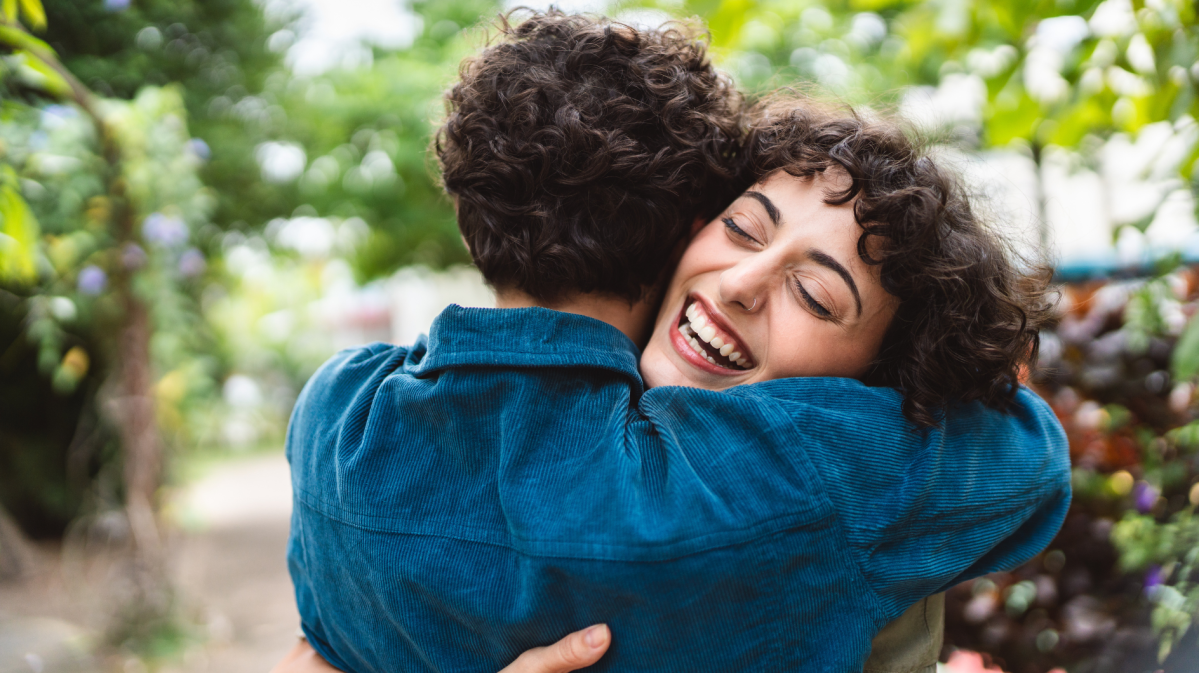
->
<box><xmin>644</xmin><ymin>169</ymin><xmax>896</xmax><ymax>387</ymax></box>
<box><xmin>643</xmin><ymin>97</ymin><xmax>1055</xmax><ymax>427</ymax></box>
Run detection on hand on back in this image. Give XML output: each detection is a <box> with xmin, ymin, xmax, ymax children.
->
<box><xmin>269</xmin><ymin>625</ymin><xmax>610</xmax><ymax>673</ymax></box>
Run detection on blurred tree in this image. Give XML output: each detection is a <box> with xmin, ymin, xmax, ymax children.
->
<box><xmin>237</xmin><ymin>0</ymin><xmax>505</xmax><ymax>282</ymax></box>
<box><xmin>39</xmin><ymin>0</ymin><xmax>284</xmax><ymax>232</ymax></box>
<box><xmin>0</xmin><ymin>0</ymin><xmax>281</xmax><ymax>540</ymax></box>
<box><xmin>629</xmin><ymin>0</ymin><xmax>1199</xmax><ymax>244</ymax></box>
<box><xmin>0</xmin><ymin>0</ymin><xmax>217</xmax><ymax>646</ymax></box>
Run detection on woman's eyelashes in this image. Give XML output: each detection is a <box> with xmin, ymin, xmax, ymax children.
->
<box><xmin>722</xmin><ymin>217</ymin><xmax>757</xmax><ymax>244</ymax></box>
<box><xmin>795</xmin><ymin>280</ymin><xmax>833</xmax><ymax>319</ymax></box>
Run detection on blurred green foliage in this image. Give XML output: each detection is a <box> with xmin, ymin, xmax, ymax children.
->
<box><xmin>660</xmin><ymin>0</ymin><xmax>1199</xmax><ymax>170</ymax></box>
<box><xmin>40</xmin><ymin>0</ymin><xmax>281</xmax><ymax>232</ymax></box>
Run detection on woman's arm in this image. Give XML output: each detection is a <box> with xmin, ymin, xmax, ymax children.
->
<box><xmin>269</xmin><ymin>625</ymin><xmax>611</xmax><ymax>673</ymax></box>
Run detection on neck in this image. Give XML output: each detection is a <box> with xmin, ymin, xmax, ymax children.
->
<box><xmin>495</xmin><ymin>288</ymin><xmax>656</xmax><ymax>348</ymax></box>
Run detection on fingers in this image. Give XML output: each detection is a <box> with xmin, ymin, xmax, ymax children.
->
<box><xmin>270</xmin><ymin>639</ymin><xmax>343</xmax><ymax>673</ymax></box>
<box><xmin>499</xmin><ymin>624</ymin><xmax>611</xmax><ymax>673</ymax></box>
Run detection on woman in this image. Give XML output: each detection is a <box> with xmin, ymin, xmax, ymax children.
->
<box><xmin>641</xmin><ymin>96</ymin><xmax>1045</xmax><ymax>418</ymax></box>
<box><xmin>277</xmin><ymin>98</ymin><xmax>1064</xmax><ymax>672</ymax></box>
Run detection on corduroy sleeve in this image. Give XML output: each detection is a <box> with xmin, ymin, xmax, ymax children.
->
<box><xmin>732</xmin><ymin>380</ymin><xmax>1071</xmax><ymax>623</ymax></box>
<box><xmin>285</xmin><ymin>342</ymin><xmax>410</xmax><ymax>671</ymax></box>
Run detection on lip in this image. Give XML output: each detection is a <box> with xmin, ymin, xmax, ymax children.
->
<box><xmin>668</xmin><ymin>294</ymin><xmax>754</xmax><ymax>377</ymax></box>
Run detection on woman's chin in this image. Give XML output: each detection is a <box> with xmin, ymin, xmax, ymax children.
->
<box><xmin>639</xmin><ymin>343</ymin><xmax>682</xmax><ymax>389</ymax></box>
<box><xmin>640</xmin><ymin>341</ymin><xmax>710</xmax><ymax>389</ymax></box>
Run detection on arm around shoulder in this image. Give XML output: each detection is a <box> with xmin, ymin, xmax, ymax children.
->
<box><xmin>852</xmin><ymin>384</ymin><xmax>1071</xmax><ymax>621</ymax></box>
<box><xmin>716</xmin><ymin>379</ymin><xmax>1071</xmax><ymax>622</ymax></box>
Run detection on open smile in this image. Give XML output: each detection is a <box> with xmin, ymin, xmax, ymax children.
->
<box><xmin>669</xmin><ymin>296</ymin><xmax>755</xmax><ymax>375</ymax></box>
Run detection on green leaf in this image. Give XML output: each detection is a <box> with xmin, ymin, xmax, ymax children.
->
<box><xmin>9</xmin><ymin>50</ymin><xmax>70</xmax><ymax>98</ymax></box>
<box><xmin>2</xmin><ymin>0</ymin><xmax>15</xmax><ymax>24</ymax></box>
<box><xmin>1172</xmin><ymin>312</ymin><xmax>1199</xmax><ymax>381</ymax></box>
<box><xmin>0</xmin><ymin>25</ymin><xmax>53</xmax><ymax>54</ymax></box>
<box><xmin>985</xmin><ymin>90</ymin><xmax>1042</xmax><ymax>146</ymax></box>
<box><xmin>1158</xmin><ymin>631</ymin><xmax>1175</xmax><ymax>662</ymax></box>
<box><xmin>707</xmin><ymin>0</ymin><xmax>754</xmax><ymax>50</ymax></box>
<box><xmin>17</xmin><ymin>0</ymin><xmax>44</xmax><ymax>31</ymax></box>
<box><xmin>0</xmin><ymin>182</ymin><xmax>39</xmax><ymax>283</ymax></box>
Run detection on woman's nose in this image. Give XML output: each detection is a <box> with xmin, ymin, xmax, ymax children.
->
<box><xmin>718</xmin><ymin>258</ymin><xmax>767</xmax><ymax>313</ymax></box>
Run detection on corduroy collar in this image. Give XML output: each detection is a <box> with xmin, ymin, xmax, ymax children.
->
<box><xmin>410</xmin><ymin>305</ymin><xmax>644</xmax><ymax>394</ymax></box>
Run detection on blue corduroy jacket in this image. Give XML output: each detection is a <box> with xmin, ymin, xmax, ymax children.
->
<box><xmin>287</xmin><ymin>305</ymin><xmax>1071</xmax><ymax>673</ymax></box>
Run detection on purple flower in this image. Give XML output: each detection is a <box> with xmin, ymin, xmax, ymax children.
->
<box><xmin>122</xmin><ymin>243</ymin><xmax>147</xmax><ymax>270</ymax></box>
<box><xmin>142</xmin><ymin>213</ymin><xmax>189</xmax><ymax>248</ymax></box>
<box><xmin>1133</xmin><ymin>481</ymin><xmax>1159</xmax><ymax>513</ymax></box>
<box><xmin>1145</xmin><ymin>565</ymin><xmax>1167</xmax><ymax>591</ymax></box>
<box><xmin>188</xmin><ymin>138</ymin><xmax>211</xmax><ymax>161</ymax></box>
<box><xmin>40</xmin><ymin>105</ymin><xmax>78</xmax><ymax>129</ymax></box>
<box><xmin>77</xmin><ymin>265</ymin><xmax>107</xmax><ymax>295</ymax></box>
<box><xmin>178</xmin><ymin>248</ymin><xmax>206</xmax><ymax>277</ymax></box>
<box><xmin>103</xmin><ymin>0</ymin><xmax>131</xmax><ymax>11</ymax></box>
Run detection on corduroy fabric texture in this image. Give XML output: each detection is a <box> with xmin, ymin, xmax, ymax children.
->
<box><xmin>287</xmin><ymin>305</ymin><xmax>1071</xmax><ymax>673</ymax></box>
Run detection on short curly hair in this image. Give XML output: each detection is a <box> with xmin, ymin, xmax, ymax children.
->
<box><xmin>741</xmin><ymin>97</ymin><xmax>1053</xmax><ymax>427</ymax></box>
<box><xmin>435</xmin><ymin>10</ymin><xmax>743</xmax><ymax>303</ymax></box>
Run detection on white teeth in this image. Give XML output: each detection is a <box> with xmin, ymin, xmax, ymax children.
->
<box><xmin>681</xmin><ymin>301</ymin><xmax>753</xmax><ymax>370</ymax></box>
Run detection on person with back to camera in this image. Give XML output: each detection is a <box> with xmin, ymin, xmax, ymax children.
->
<box><xmin>273</xmin><ymin>10</ymin><xmax>1070</xmax><ymax>673</ymax></box>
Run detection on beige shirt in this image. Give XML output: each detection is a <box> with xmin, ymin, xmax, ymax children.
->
<box><xmin>863</xmin><ymin>594</ymin><xmax>944</xmax><ymax>673</ymax></box>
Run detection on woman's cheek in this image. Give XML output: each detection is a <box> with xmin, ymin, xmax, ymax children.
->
<box><xmin>769</xmin><ymin>323</ymin><xmax>861</xmax><ymax>379</ymax></box>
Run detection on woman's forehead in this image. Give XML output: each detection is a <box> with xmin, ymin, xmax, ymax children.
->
<box><xmin>747</xmin><ymin>171</ymin><xmax>858</xmax><ymax>239</ymax></box>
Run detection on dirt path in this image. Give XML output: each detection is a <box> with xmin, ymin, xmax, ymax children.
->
<box><xmin>0</xmin><ymin>452</ymin><xmax>299</xmax><ymax>673</ymax></box>
<box><xmin>173</xmin><ymin>452</ymin><xmax>298</xmax><ymax>673</ymax></box>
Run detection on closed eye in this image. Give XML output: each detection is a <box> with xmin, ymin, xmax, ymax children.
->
<box><xmin>723</xmin><ymin>217</ymin><xmax>757</xmax><ymax>243</ymax></box>
<box><xmin>796</xmin><ymin>280</ymin><xmax>832</xmax><ymax>318</ymax></box>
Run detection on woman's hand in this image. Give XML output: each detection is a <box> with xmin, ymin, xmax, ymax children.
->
<box><xmin>499</xmin><ymin>624</ymin><xmax>610</xmax><ymax>673</ymax></box>
<box><xmin>269</xmin><ymin>639</ymin><xmax>340</xmax><ymax>673</ymax></box>
<box><xmin>268</xmin><ymin>624</ymin><xmax>611</xmax><ymax>673</ymax></box>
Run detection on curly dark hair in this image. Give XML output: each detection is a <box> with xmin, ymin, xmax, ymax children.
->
<box><xmin>435</xmin><ymin>9</ymin><xmax>743</xmax><ymax>303</ymax></box>
<box><xmin>740</xmin><ymin>97</ymin><xmax>1054</xmax><ymax>427</ymax></box>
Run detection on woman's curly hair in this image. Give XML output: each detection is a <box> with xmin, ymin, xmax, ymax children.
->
<box><xmin>435</xmin><ymin>9</ymin><xmax>743</xmax><ymax>303</ymax></box>
<box><xmin>741</xmin><ymin>97</ymin><xmax>1054</xmax><ymax>427</ymax></box>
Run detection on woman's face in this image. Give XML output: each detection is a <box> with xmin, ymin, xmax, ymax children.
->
<box><xmin>640</xmin><ymin>170</ymin><xmax>897</xmax><ymax>390</ymax></box>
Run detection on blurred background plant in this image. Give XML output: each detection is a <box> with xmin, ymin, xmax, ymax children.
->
<box><xmin>3</xmin><ymin>0</ymin><xmax>1199</xmax><ymax>670</ymax></box>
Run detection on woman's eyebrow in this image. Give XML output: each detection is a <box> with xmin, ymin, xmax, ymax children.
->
<box><xmin>743</xmin><ymin>191</ymin><xmax>780</xmax><ymax>226</ymax></box>
<box><xmin>808</xmin><ymin>249</ymin><xmax>862</xmax><ymax>316</ymax></box>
